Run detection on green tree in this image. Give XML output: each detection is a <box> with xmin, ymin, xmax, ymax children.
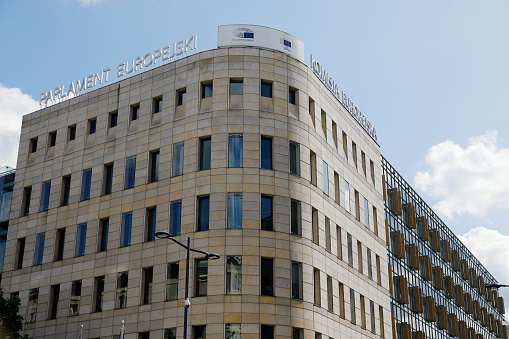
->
<box><xmin>0</xmin><ymin>288</ymin><xmax>31</xmax><ymax>339</ymax></box>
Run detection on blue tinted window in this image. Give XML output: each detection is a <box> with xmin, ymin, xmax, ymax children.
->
<box><xmin>202</xmin><ymin>83</ymin><xmax>213</xmax><ymax>99</ymax></box>
<box><xmin>261</xmin><ymin>81</ymin><xmax>272</xmax><ymax>98</ymax></box>
<box><xmin>323</xmin><ymin>161</ymin><xmax>329</xmax><ymax>195</ymax></box>
<box><xmin>124</xmin><ymin>156</ymin><xmax>136</xmax><ymax>190</ymax></box>
<box><xmin>170</xmin><ymin>200</ymin><xmax>182</xmax><ymax>236</ymax></box>
<box><xmin>228</xmin><ymin>134</ymin><xmax>243</xmax><ymax>168</ymax></box>
<box><xmin>261</xmin><ymin>137</ymin><xmax>272</xmax><ymax>170</ymax></box>
<box><xmin>261</xmin><ymin>195</ymin><xmax>273</xmax><ymax>231</ymax></box>
<box><xmin>39</xmin><ymin>180</ymin><xmax>51</xmax><ymax>212</ymax></box>
<box><xmin>228</xmin><ymin>193</ymin><xmax>242</xmax><ymax>229</ymax></box>
<box><xmin>33</xmin><ymin>233</ymin><xmax>45</xmax><ymax>266</ymax></box>
<box><xmin>120</xmin><ymin>212</ymin><xmax>132</xmax><ymax>247</ymax></box>
<box><xmin>80</xmin><ymin>169</ymin><xmax>92</xmax><ymax>201</ymax></box>
<box><xmin>230</xmin><ymin>79</ymin><xmax>243</xmax><ymax>95</ymax></box>
<box><xmin>198</xmin><ymin>196</ymin><xmax>209</xmax><ymax>232</ymax></box>
<box><xmin>199</xmin><ymin>138</ymin><xmax>211</xmax><ymax>171</ymax></box>
<box><xmin>172</xmin><ymin>142</ymin><xmax>184</xmax><ymax>177</ymax></box>
<box><xmin>75</xmin><ymin>223</ymin><xmax>87</xmax><ymax>257</ymax></box>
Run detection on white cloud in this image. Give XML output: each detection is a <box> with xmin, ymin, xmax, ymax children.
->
<box><xmin>77</xmin><ymin>0</ymin><xmax>104</xmax><ymax>6</ymax></box>
<box><xmin>0</xmin><ymin>83</ymin><xmax>39</xmax><ymax>168</ymax></box>
<box><xmin>414</xmin><ymin>131</ymin><xmax>509</xmax><ymax>219</ymax></box>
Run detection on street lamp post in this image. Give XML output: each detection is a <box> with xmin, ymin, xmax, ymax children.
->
<box><xmin>155</xmin><ymin>231</ymin><xmax>220</xmax><ymax>339</ymax></box>
<box><xmin>486</xmin><ymin>283</ymin><xmax>509</xmax><ymax>289</ymax></box>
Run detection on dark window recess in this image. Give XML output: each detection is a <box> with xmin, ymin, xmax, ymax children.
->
<box><xmin>109</xmin><ymin>111</ymin><xmax>118</xmax><ymax>128</ymax></box>
<box><xmin>261</xmin><ymin>325</ymin><xmax>274</xmax><ymax>339</ymax></box>
<box><xmin>104</xmin><ymin>164</ymin><xmax>113</xmax><ymax>195</ymax></box>
<box><xmin>154</xmin><ymin>97</ymin><xmax>163</xmax><ymax>113</ymax></box>
<box><xmin>149</xmin><ymin>150</ymin><xmax>160</xmax><ymax>183</ymax></box>
<box><xmin>22</xmin><ymin>187</ymin><xmax>31</xmax><ymax>216</ymax></box>
<box><xmin>195</xmin><ymin>259</ymin><xmax>208</xmax><ymax>297</ymax></box>
<box><xmin>202</xmin><ymin>82</ymin><xmax>213</xmax><ymax>98</ymax></box>
<box><xmin>61</xmin><ymin>176</ymin><xmax>71</xmax><ymax>206</ymax></box>
<box><xmin>199</xmin><ymin>137</ymin><xmax>211</xmax><ymax>171</ymax></box>
<box><xmin>55</xmin><ymin>229</ymin><xmax>65</xmax><ymax>261</ymax></box>
<box><xmin>49</xmin><ymin>132</ymin><xmax>57</xmax><ymax>147</ymax></box>
<box><xmin>289</xmin><ymin>87</ymin><xmax>296</xmax><ymax>105</ymax></box>
<box><xmin>230</xmin><ymin>79</ymin><xmax>243</xmax><ymax>95</ymax></box>
<box><xmin>197</xmin><ymin>196</ymin><xmax>210</xmax><ymax>232</ymax></box>
<box><xmin>146</xmin><ymin>207</ymin><xmax>157</xmax><ymax>242</ymax></box>
<box><xmin>177</xmin><ymin>89</ymin><xmax>186</xmax><ymax>106</ymax></box>
<box><xmin>69</xmin><ymin>126</ymin><xmax>76</xmax><ymax>141</ymax></box>
<box><xmin>49</xmin><ymin>284</ymin><xmax>60</xmax><ymax>319</ymax></box>
<box><xmin>261</xmin><ymin>81</ymin><xmax>272</xmax><ymax>98</ymax></box>
<box><xmin>98</xmin><ymin>218</ymin><xmax>109</xmax><ymax>252</ymax></box>
<box><xmin>142</xmin><ymin>267</ymin><xmax>153</xmax><ymax>305</ymax></box>
<box><xmin>261</xmin><ymin>195</ymin><xmax>273</xmax><ymax>231</ymax></box>
<box><xmin>89</xmin><ymin>119</ymin><xmax>97</xmax><ymax>134</ymax></box>
<box><xmin>30</xmin><ymin>138</ymin><xmax>38</xmax><ymax>153</ymax></box>
<box><xmin>16</xmin><ymin>238</ymin><xmax>25</xmax><ymax>269</ymax></box>
<box><xmin>260</xmin><ymin>137</ymin><xmax>272</xmax><ymax>170</ymax></box>
<box><xmin>95</xmin><ymin>276</ymin><xmax>105</xmax><ymax>312</ymax></box>
<box><xmin>261</xmin><ymin>257</ymin><xmax>274</xmax><ymax>296</ymax></box>
<box><xmin>131</xmin><ymin>104</ymin><xmax>140</xmax><ymax>121</ymax></box>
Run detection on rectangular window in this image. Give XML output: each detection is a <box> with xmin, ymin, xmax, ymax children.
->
<box><xmin>70</xmin><ymin>280</ymin><xmax>82</xmax><ymax>316</ymax></box>
<box><xmin>376</xmin><ymin>255</ymin><xmax>381</xmax><ymax>285</ymax></box>
<box><xmin>197</xmin><ymin>196</ymin><xmax>210</xmax><ymax>232</ymax></box>
<box><xmin>261</xmin><ymin>258</ymin><xmax>273</xmax><ymax>296</ymax></box>
<box><xmin>310</xmin><ymin>151</ymin><xmax>317</xmax><ymax>185</ymax></box>
<box><xmin>291</xmin><ymin>261</ymin><xmax>302</xmax><ymax>300</ymax></box>
<box><xmin>325</xmin><ymin>217</ymin><xmax>331</xmax><ymax>252</ymax></box>
<box><xmin>327</xmin><ymin>275</ymin><xmax>333</xmax><ymax>312</ymax></box>
<box><xmin>292</xmin><ymin>328</ymin><xmax>304</xmax><ymax>339</ymax></box>
<box><xmin>321</xmin><ymin>110</ymin><xmax>327</xmax><ymax>139</ymax></box>
<box><xmin>46</xmin><ymin>285</ymin><xmax>59</xmax><ymax>321</ymax></box>
<box><xmin>347</xmin><ymin>233</ymin><xmax>353</xmax><ymax>267</ymax></box>
<box><xmin>154</xmin><ymin>97</ymin><xmax>163</xmax><ymax>114</ymax></box>
<box><xmin>109</xmin><ymin>111</ymin><xmax>118</xmax><ymax>128</ymax></box>
<box><xmin>370</xmin><ymin>160</ymin><xmax>375</xmax><ymax>185</ymax></box>
<box><xmin>80</xmin><ymin>168</ymin><xmax>92</xmax><ymax>201</ymax></box>
<box><xmin>30</xmin><ymin>137</ymin><xmax>38</xmax><ymax>153</ymax></box>
<box><xmin>40</xmin><ymin>180</ymin><xmax>51</xmax><ymax>212</ymax></box>
<box><xmin>228</xmin><ymin>133</ymin><xmax>243</xmax><ymax>167</ymax></box>
<box><xmin>33</xmin><ymin>232</ymin><xmax>45</xmax><ymax>266</ymax></box>
<box><xmin>225</xmin><ymin>324</ymin><xmax>241</xmax><ymax>339</ymax></box>
<box><xmin>350</xmin><ymin>288</ymin><xmax>356</xmax><ymax>324</ymax></box>
<box><xmin>140</xmin><ymin>332</ymin><xmax>149</xmax><ymax>339</ymax></box>
<box><xmin>170</xmin><ymin>200</ymin><xmax>182</xmax><ymax>236</ymax></box>
<box><xmin>27</xmin><ymin>288</ymin><xmax>38</xmax><ymax>323</ymax></box>
<box><xmin>288</xmin><ymin>87</ymin><xmax>296</xmax><ymax>105</ymax></box>
<box><xmin>149</xmin><ymin>150</ymin><xmax>160</xmax><ymax>183</ymax></box>
<box><xmin>354</xmin><ymin>190</ymin><xmax>360</xmax><ymax>221</ymax></box>
<box><xmin>22</xmin><ymin>186</ymin><xmax>31</xmax><ymax>216</ymax></box>
<box><xmin>98</xmin><ymin>218</ymin><xmax>109</xmax><ymax>252</ymax></box>
<box><xmin>370</xmin><ymin>300</ymin><xmax>376</xmax><ymax>333</ymax></box>
<box><xmin>360</xmin><ymin>294</ymin><xmax>366</xmax><ymax>329</ymax></box>
<box><xmin>361</xmin><ymin>151</ymin><xmax>366</xmax><ymax>176</ymax></box>
<box><xmin>165</xmin><ymin>328</ymin><xmax>177</xmax><ymax>339</ymax></box>
<box><xmin>379</xmin><ymin>306</ymin><xmax>385</xmax><ymax>337</ymax></box>
<box><xmin>199</xmin><ymin>137</ymin><xmax>211</xmax><ymax>171</ymax></box>
<box><xmin>226</xmin><ymin>256</ymin><xmax>242</xmax><ymax>295</ymax></box>
<box><xmin>116</xmin><ymin>272</ymin><xmax>128</xmax><ymax>309</ymax></box>
<box><xmin>75</xmin><ymin>223</ymin><xmax>87</xmax><ymax>257</ymax></box>
<box><xmin>55</xmin><ymin>228</ymin><xmax>65</xmax><ymax>261</ymax></box>
<box><xmin>61</xmin><ymin>175</ymin><xmax>71</xmax><ymax>206</ymax></box>
<box><xmin>336</xmin><ymin>226</ymin><xmax>342</xmax><ymax>259</ymax></box>
<box><xmin>373</xmin><ymin>206</ymin><xmax>378</xmax><ymax>235</ymax></box>
<box><xmin>88</xmin><ymin>118</ymin><xmax>97</xmax><ymax>134</ymax></box>
<box><xmin>313</xmin><ymin>268</ymin><xmax>321</xmax><ymax>306</ymax></box>
<box><xmin>228</xmin><ymin>193</ymin><xmax>242</xmax><ymax>229</ymax></box>
<box><xmin>142</xmin><ymin>267</ymin><xmax>153</xmax><ymax>305</ymax></box>
<box><xmin>230</xmin><ymin>79</ymin><xmax>243</xmax><ymax>95</ymax></box>
<box><xmin>103</xmin><ymin>163</ymin><xmax>113</xmax><ymax>195</ymax></box>
<box><xmin>332</xmin><ymin>121</ymin><xmax>338</xmax><ymax>149</ymax></box>
<box><xmin>68</xmin><ymin>125</ymin><xmax>76</xmax><ymax>141</ymax></box>
<box><xmin>342</xmin><ymin>132</ymin><xmax>347</xmax><ymax>158</ymax></box>
<box><xmin>131</xmin><ymin>104</ymin><xmax>140</xmax><ymax>121</ymax></box>
<box><xmin>364</xmin><ymin>198</ymin><xmax>369</xmax><ymax>228</ymax></box>
<box><xmin>49</xmin><ymin>132</ymin><xmax>57</xmax><ymax>147</ymax></box>
<box><xmin>344</xmin><ymin>180</ymin><xmax>350</xmax><ymax>213</ymax></box>
<box><xmin>357</xmin><ymin>241</ymin><xmax>363</xmax><ymax>273</ymax></box>
<box><xmin>261</xmin><ymin>325</ymin><xmax>274</xmax><ymax>339</ymax></box>
<box><xmin>261</xmin><ymin>136</ymin><xmax>272</xmax><ymax>170</ymax></box>
<box><xmin>323</xmin><ymin>161</ymin><xmax>329</xmax><ymax>195</ymax></box>
<box><xmin>196</xmin><ymin>259</ymin><xmax>208</xmax><ymax>297</ymax></box>
<box><xmin>193</xmin><ymin>326</ymin><xmax>206</xmax><ymax>339</ymax></box>
<box><xmin>177</xmin><ymin>88</ymin><xmax>186</xmax><ymax>106</ymax></box>
<box><xmin>94</xmin><ymin>276</ymin><xmax>105</xmax><ymax>312</ymax></box>
<box><xmin>338</xmin><ymin>282</ymin><xmax>345</xmax><ymax>318</ymax></box>
<box><xmin>312</xmin><ymin>207</ymin><xmax>318</xmax><ymax>244</ymax></box>
<box><xmin>290</xmin><ymin>199</ymin><xmax>301</xmax><ymax>236</ymax></box>
<box><xmin>146</xmin><ymin>207</ymin><xmax>157</xmax><ymax>242</ymax></box>
<box><xmin>16</xmin><ymin>238</ymin><xmax>25</xmax><ymax>269</ymax></box>
<box><xmin>261</xmin><ymin>195</ymin><xmax>273</xmax><ymax>231</ymax></box>
<box><xmin>172</xmin><ymin>142</ymin><xmax>184</xmax><ymax>176</ymax></box>
<box><xmin>367</xmin><ymin>248</ymin><xmax>373</xmax><ymax>280</ymax></box>
<box><xmin>202</xmin><ymin>82</ymin><xmax>213</xmax><ymax>99</ymax></box>
<box><xmin>124</xmin><ymin>156</ymin><xmax>136</xmax><ymax>189</ymax></box>
<box><xmin>289</xmin><ymin>141</ymin><xmax>300</xmax><ymax>176</ymax></box>
<box><xmin>166</xmin><ymin>262</ymin><xmax>179</xmax><ymax>301</ymax></box>
<box><xmin>120</xmin><ymin>212</ymin><xmax>132</xmax><ymax>247</ymax></box>
<box><xmin>309</xmin><ymin>97</ymin><xmax>315</xmax><ymax>126</ymax></box>
<box><xmin>352</xmin><ymin>141</ymin><xmax>357</xmax><ymax>168</ymax></box>
<box><xmin>261</xmin><ymin>81</ymin><xmax>272</xmax><ymax>98</ymax></box>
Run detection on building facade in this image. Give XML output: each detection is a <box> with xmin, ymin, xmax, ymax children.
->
<box><xmin>1</xmin><ymin>41</ymin><xmax>391</xmax><ymax>338</ymax></box>
<box><xmin>0</xmin><ymin>166</ymin><xmax>15</xmax><ymax>281</ymax></box>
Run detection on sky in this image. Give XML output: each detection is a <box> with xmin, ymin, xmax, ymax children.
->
<box><xmin>1</xmin><ymin>0</ymin><xmax>509</xmax><ymax>309</ymax></box>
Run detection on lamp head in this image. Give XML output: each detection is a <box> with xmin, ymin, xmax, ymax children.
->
<box><xmin>155</xmin><ymin>231</ymin><xmax>171</xmax><ymax>239</ymax></box>
<box><xmin>206</xmin><ymin>253</ymin><xmax>221</xmax><ymax>260</ymax></box>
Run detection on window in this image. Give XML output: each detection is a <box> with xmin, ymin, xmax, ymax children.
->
<box><xmin>30</xmin><ymin>137</ymin><xmax>38</xmax><ymax>153</ymax></box>
<box><xmin>361</xmin><ymin>151</ymin><xmax>366</xmax><ymax>176</ymax></box>
<box><xmin>261</xmin><ymin>80</ymin><xmax>272</xmax><ymax>98</ymax></box>
<box><xmin>332</xmin><ymin>120</ymin><xmax>338</xmax><ymax>149</ymax></box>
<box><xmin>310</xmin><ymin>151</ymin><xmax>317</xmax><ymax>185</ymax></box>
<box><xmin>350</xmin><ymin>288</ymin><xmax>356</xmax><ymax>324</ymax></box>
<box><xmin>80</xmin><ymin>168</ymin><xmax>92</xmax><ymax>201</ymax></box>
<box><xmin>309</xmin><ymin>97</ymin><xmax>315</xmax><ymax>126</ymax></box>
<box><xmin>347</xmin><ymin>233</ymin><xmax>353</xmax><ymax>267</ymax></box>
<box><xmin>338</xmin><ymin>282</ymin><xmax>345</xmax><ymax>318</ymax></box>
<box><xmin>22</xmin><ymin>186</ymin><xmax>31</xmax><ymax>216</ymax></box>
<box><xmin>321</xmin><ymin>110</ymin><xmax>327</xmax><ymax>139</ymax></box>
<box><xmin>261</xmin><ymin>325</ymin><xmax>273</xmax><ymax>339</ymax></box>
<box><xmin>124</xmin><ymin>156</ymin><xmax>136</xmax><ymax>189</ymax></box>
<box><xmin>70</xmin><ymin>280</ymin><xmax>82</xmax><ymax>316</ymax></box>
<box><xmin>68</xmin><ymin>125</ymin><xmax>76</xmax><ymax>141</ymax></box>
<box><xmin>230</xmin><ymin>79</ymin><xmax>243</xmax><ymax>95</ymax></box>
<box><xmin>116</xmin><ymin>272</ymin><xmax>128</xmax><ymax>309</ymax></box>
<box><xmin>154</xmin><ymin>97</ymin><xmax>163</xmax><ymax>113</ymax></box>
<box><xmin>261</xmin><ymin>258</ymin><xmax>273</xmax><ymax>296</ymax></box>
<box><xmin>140</xmin><ymin>332</ymin><xmax>150</xmax><ymax>339</ymax></box>
<box><xmin>334</xmin><ymin>172</ymin><xmax>340</xmax><ymax>204</ymax></box>
<box><xmin>325</xmin><ymin>217</ymin><xmax>331</xmax><ymax>252</ymax></box>
<box><xmin>131</xmin><ymin>104</ymin><xmax>140</xmax><ymax>121</ymax></box>
<box><xmin>61</xmin><ymin>175</ymin><xmax>71</xmax><ymax>206</ymax></box>
<box><xmin>225</xmin><ymin>324</ymin><xmax>241</xmax><ymax>339</ymax></box>
<box><xmin>27</xmin><ymin>288</ymin><xmax>38</xmax><ymax>323</ymax></box>
<box><xmin>149</xmin><ymin>150</ymin><xmax>160</xmax><ymax>183</ymax></box>
<box><xmin>354</xmin><ymin>190</ymin><xmax>360</xmax><ymax>221</ymax></box>
<box><xmin>177</xmin><ymin>88</ymin><xmax>186</xmax><ymax>106</ymax></box>
<box><xmin>226</xmin><ymin>256</ymin><xmax>242</xmax><ymax>295</ymax></box>
<box><xmin>290</xmin><ymin>199</ymin><xmax>301</xmax><ymax>236</ymax></box>
<box><xmin>16</xmin><ymin>238</ymin><xmax>25</xmax><ymax>269</ymax></box>
<box><xmin>336</xmin><ymin>226</ymin><xmax>342</xmax><ymax>259</ymax></box>
<box><xmin>195</xmin><ymin>196</ymin><xmax>210</xmax><ymax>232</ymax></box>
<box><xmin>261</xmin><ymin>195</ymin><xmax>273</xmax><ymax>231</ymax></box>
<box><xmin>327</xmin><ymin>275</ymin><xmax>333</xmax><ymax>312</ymax></box>
<box><xmin>373</xmin><ymin>206</ymin><xmax>378</xmax><ymax>235</ymax></box>
<box><xmin>261</xmin><ymin>136</ymin><xmax>272</xmax><ymax>169</ymax></box>
<box><xmin>55</xmin><ymin>228</ymin><xmax>65</xmax><ymax>261</ymax></box>
<box><xmin>33</xmin><ymin>232</ymin><xmax>45</xmax><ymax>266</ymax></box>
<box><xmin>193</xmin><ymin>325</ymin><xmax>206</xmax><ymax>339</ymax></box>
<box><xmin>288</xmin><ymin>87</ymin><xmax>297</xmax><ymax>105</ymax></box>
<box><xmin>357</xmin><ymin>241</ymin><xmax>363</xmax><ymax>273</ymax></box>
<box><xmin>360</xmin><ymin>294</ymin><xmax>366</xmax><ymax>328</ymax></box>
<box><xmin>120</xmin><ymin>212</ymin><xmax>132</xmax><ymax>247</ymax></box>
<box><xmin>364</xmin><ymin>198</ymin><xmax>369</xmax><ymax>228</ymax></box>
<box><xmin>88</xmin><ymin>118</ymin><xmax>97</xmax><ymax>134</ymax></box>
<box><xmin>170</xmin><ymin>200</ymin><xmax>182</xmax><ymax>236</ymax></box>
<box><xmin>165</xmin><ymin>328</ymin><xmax>177</xmax><ymax>339</ymax></box>
<box><xmin>291</xmin><ymin>261</ymin><xmax>302</xmax><ymax>300</ymax></box>
<box><xmin>142</xmin><ymin>267</ymin><xmax>153</xmax><ymax>305</ymax></box>
<box><xmin>75</xmin><ymin>223</ymin><xmax>87</xmax><ymax>257</ymax></box>
<box><xmin>292</xmin><ymin>328</ymin><xmax>304</xmax><ymax>339</ymax></box>
<box><xmin>49</xmin><ymin>132</ymin><xmax>57</xmax><ymax>147</ymax></box>
<box><xmin>98</xmin><ymin>218</ymin><xmax>109</xmax><ymax>252</ymax></box>
<box><xmin>370</xmin><ymin>160</ymin><xmax>375</xmax><ymax>185</ymax></box>
<box><xmin>313</xmin><ymin>268</ymin><xmax>321</xmax><ymax>306</ymax></box>
<box><xmin>40</xmin><ymin>180</ymin><xmax>51</xmax><ymax>211</ymax></box>
<box><xmin>370</xmin><ymin>300</ymin><xmax>376</xmax><ymax>333</ymax></box>
<box><xmin>103</xmin><ymin>163</ymin><xmax>113</xmax><ymax>195</ymax></box>
<box><xmin>323</xmin><ymin>161</ymin><xmax>329</xmax><ymax>195</ymax></box>
<box><xmin>199</xmin><ymin>137</ymin><xmax>211</xmax><ymax>171</ymax></box>
<box><xmin>196</xmin><ymin>259</ymin><xmax>208</xmax><ymax>297</ymax></box>
<box><xmin>352</xmin><ymin>141</ymin><xmax>357</xmax><ymax>168</ymax></box>
<box><xmin>228</xmin><ymin>193</ymin><xmax>242</xmax><ymax>229</ymax></box>
<box><xmin>94</xmin><ymin>276</ymin><xmax>105</xmax><ymax>312</ymax></box>
<box><xmin>146</xmin><ymin>207</ymin><xmax>156</xmax><ymax>242</ymax></box>
<box><xmin>342</xmin><ymin>132</ymin><xmax>347</xmax><ymax>158</ymax></box>
<box><xmin>49</xmin><ymin>284</ymin><xmax>60</xmax><ymax>319</ymax></box>
<box><xmin>344</xmin><ymin>180</ymin><xmax>350</xmax><ymax>212</ymax></box>
<box><xmin>379</xmin><ymin>306</ymin><xmax>385</xmax><ymax>337</ymax></box>
<box><xmin>172</xmin><ymin>142</ymin><xmax>184</xmax><ymax>176</ymax></box>
<box><xmin>202</xmin><ymin>82</ymin><xmax>213</xmax><ymax>99</ymax></box>
<box><xmin>109</xmin><ymin>111</ymin><xmax>118</xmax><ymax>128</ymax></box>
<box><xmin>167</xmin><ymin>262</ymin><xmax>179</xmax><ymax>301</ymax></box>
<box><xmin>228</xmin><ymin>134</ymin><xmax>243</xmax><ymax>167</ymax></box>
<box><xmin>376</xmin><ymin>255</ymin><xmax>381</xmax><ymax>285</ymax></box>
<box><xmin>367</xmin><ymin>248</ymin><xmax>373</xmax><ymax>280</ymax></box>
<box><xmin>289</xmin><ymin>141</ymin><xmax>300</xmax><ymax>176</ymax></box>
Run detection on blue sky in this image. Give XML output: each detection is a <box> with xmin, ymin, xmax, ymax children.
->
<box><xmin>2</xmin><ymin>0</ymin><xmax>509</xmax><ymax>303</ymax></box>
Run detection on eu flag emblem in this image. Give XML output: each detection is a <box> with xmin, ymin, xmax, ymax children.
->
<box><xmin>244</xmin><ymin>32</ymin><xmax>254</xmax><ymax>39</ymax></box>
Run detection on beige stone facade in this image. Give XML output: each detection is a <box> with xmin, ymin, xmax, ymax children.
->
<box><xmin>2</xmin><ymin>47</ymin><xmax>391</xmax><ymax>339</ymax></box>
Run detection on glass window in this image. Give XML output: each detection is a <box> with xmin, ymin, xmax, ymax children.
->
<box><xmin>27</xmin><ymin>288</ymin><xmax>38</xmax><ymax>323</ymax></box>
<box><xmin>167</xmin><ymin>262</ymin><xmax>179</xmax><ymax>301</ymax></box>
<box><xmin>165</xmin><ymin>328</ymin><xmax>177</xmax><ymax>339</ymax></box>
<box><xmin>80</xmin><ymin>168</ymin><xmax>92</xmax><ymax>201</ymax></box>
<box><xmin>172</xmin><ymin>142</ymin><xmax>184</xmax><ymax>176</ymax></box>
<box><xmin>325</xmin><ymin>217</ymin><xmax>331</xmax><ymax>252</ymax></box>
<box><xmin>228</xmin><ymin>134</ymin><xmax>243</xmax><ymax>167</ymax></box>
<box><xmin>292</xmin><ymin>328</ymin><xmax>304</xmax><ymax>339</ymax></box>
<box><xmin>261</xmin><ymin>137</ymin><xmax>272</xmax><ymax>170</ymax></box>
<box><xmin>261</xmin><ymin>325</ymin><xmax>273</xmax><ymax>339</ymax></box>
<box><xmin>367</xmin><ymin>248</ymin><xmax>373</xmax><ymax>280</ymax></box>
<box><xmin>30</xmin><ymin>137</ymin><xmax>37</xmax><ymax>153</ymax></box>
<box><xmin>347</xmin><ymin>233</ymin><xmax>353</xmax><ymax>267</ymax></box>
<box><xmin>149</xmin><ymin>150</ymin><xmax>160</xmax><ymax>183</ymax></box>
<box><xmin>225</xmin><ymin>324</ymin><xmax>241</xmax><ymax>339</ymax></box>
<box><xmin>40</xmin><ymin>180</ymin><xmax>51</xmax><ymax>211</ymax></box>
<box><xmin>291</xmin><ymin>261</ymin><xmax>302</xmax><ymax>300</ymax></box>
<box><xmin>193</xmin><ymin>326</ymin><xmax>206</xmax><ymax>339</ymax></box>
<box><xmin>49</xmin><ymin>132</ymin><xmax>57</xmax><ymax>147</ymax></box>
<box><xmin>202</xmin><ymin>82</ymin><xmax>213</xmax><ymax>99</ymax></box>
<box><xmin>290</xmin><ymin>199</ymin><xmax>301</xmax><ymax>236</ymax></box>
<box><xmin>350</xmin><ymin>288</ymin><xmax>356</xmax><ymax>324</ymax></box>
<box><xmin>116</xmin><ymin>272</ymin><xmax>128</xmax><ymax>309</ymax></box>
<box><xmin>312</xmin><ymin>208</ymin><xmax>318</xmax><ymax>244</ymax></box>
<box><xmin>68</xmin><ymin>125</ymin><xmax>76</xmax><ymax>141</ymax></box>
<box><xmin>61</xmin><ymin>175</ymin><xmax>71</xmax><ymax>206</ymax></box>
<box><xmin>146</xmin><ymin>207</ymin><xmax>156</xmax><ymax>242</ymax></box>
<box><xmin>261</xmin><ymin>258</ymin><xmax>273</xmax><ymax>296</ymax></box>
<box><xmin>55</xmin><ymin>228</ymin><xmax>65</xmax><ymax>261</ymax></box>
<box><xmin>289</xmin><ymin>87</ymin><xmax>296</xmax><ymax>105</ymax></box>
<box><xmin>89</xmin><ymin>118</ymin><xmax>97</xmax><ymax>134</ymax></box>
<box><xmin>49</xmin><ymin>284</ymin><xmax>59</xmax><ymax>319</ymax></box>
<box><xmin>95</xmin><ymin>276</ymin><xmax>105</xmax><ymax>312</ymax></box>
<box><xmin>98</xmin><ymin>218</ymin><xmax>109</xmax><ymax>252</ymax></box>
<box><xmin>124</xmin><ymin>156</ymin><xmax>136</xmax><ymax>189</ymax></box>
<box><xmin>327</xmin><ymin>275</ymin><xmax>333</xmax><ymax>312</ymax></box>
<box><xmin>230</xmin><ymin>79</ymin><xmax>243</xmax><ymax>95</ymax></box>
<box><xmin>131</xmin><ymin>104</ymin><xmax>140</xmax><ymax>120</ymax></box>
<box><xmin>310</xmin><ymin>151</ymin><xmax>317</xmax><ymax>185</ymax></box>
<box><xmin>364</xmin><ymin>198</ymin><xmax>369</xmax><ymax>228</ymax></box>
<box><xmin>22</xmin><ymin>186</ymin><xmax>31</xmax><ymax>216</ymax></box>
<box><xmin>75</xmin><ymin>223</ymin><xmax>87</xmax><ymax>257</ymax></box>
<box><xmin>226</xmin><ymin>256</ymin><xmax>242</xmax><ymax>295</ymax></box>
<box><xmin>313</xmin><ymin>269</ymin><xmax>321</xmax><ymax>306</ymax></box>
<box><xmin>70</xmin><ymin>280</ymin><xmax>82</xmax><ymax>316</ymax></box>
<box><xmin>370</xmin><ymin>300</ymin><xmax>376</xmax><ymax>333</ymax></box>
<box><xmin>197</xmin><ymin>196</ymin><xmax>210</xmax><ymax>232</ymax></box>
<box><xmin>289</xmin><ymin>141</ymin><xmax>300</xmax><ymax>176</ymax></box>
<box><xmin>142</xmin><ymin>267</ymin><xmax>153</xmax><ymax>305</ymax></box>
<box><xmin>170</xmin><ymin>200</ymin><xmax>182</xmax><ymax>236</ymax></box>
<box><xmin>120</xmin><ymin>212</ymin><xmax>132</xmax><ymax>247</ymax></box>
<box><xmin>228</xmin><ymin>193</ymin><xmax>242</xmax><ymax>229</ymax></box>
<box><xmin>199</xmin><ymin>137</ymin><xmax>211</xmax><ymax>171</ymax></box>
<box><xmin>33</xmin><ymin>232</ymin><xmax>45</xmax><ymax>266</ymax></box>
<box><xmin>104</xmin><ymin>163</ymin><xmax>113</xmax><ymax>195</ymax></box>
<box><xmin>16</xmin><ymin>238</ymin><xmax>25</xmax><ymax>269</ymax></box>
<box><xmin>177</xmin><ymin>89</ymin><xmax>186</xmax><ymax>106</ymax></box>
<box><xmin>261</xmin><ymin>195</ymin><xmax>273</xmax><ymax>231</ymax></box>
<box><xmin>154</xmin><ymin>97</ymin><xmax>163</xmax><ymax>113</ymax></box>
<box><xmin>323</xmin><ymin>161</ymin><xmax>329</xmax><ymax>195</ymax></box>
<box><xmin>344</xmin><ymin>180</ymin><xmax>350</xmax><ymax>212</ymax></box>
<box><xmin>196</xmin><ymin>259</ymin><xmax>208</xmax><ymax>297</ymax></box>
<box><xmin>109</xmin><ymin>111</ymin><xmax>118</xmax><ymax>128</ymax></box>
<box><xmin>261</xmin><ymin>81</ymin><xmax>272</xmax><ymax>98</ymax></box>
